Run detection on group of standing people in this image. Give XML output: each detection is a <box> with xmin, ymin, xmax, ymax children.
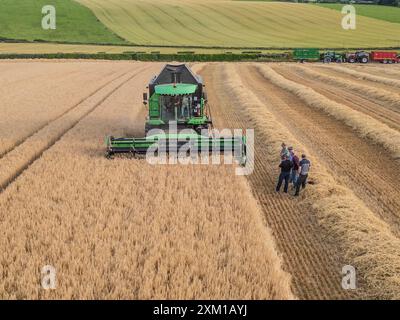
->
<box><xmin>276</xmin><ymin>143</ymin><xmax>311</xmax><ymax>196</ymax></box>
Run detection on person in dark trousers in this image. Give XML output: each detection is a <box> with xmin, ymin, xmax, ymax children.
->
<box><xmin>288</xmin><ymin>147</ymin><xmax>300</xmax><ymax>186</ymax></box>
<box><xmin>295</xmin><ymin>154</ymin><xmax>311</xmax><ymax>196</ymax></box>
<box><xmin>276</xmin><ymin>155</ymin><xmax>293</xmax><ymax>193</ymax></box>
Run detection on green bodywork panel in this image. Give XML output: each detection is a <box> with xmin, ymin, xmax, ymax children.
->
<box><xmin>147</xmin><ymin>119</ymin><xmax>165</xmax><ymax>125</ymax></box>
<box><xmin>149</xmin><ymin>93</ymin><xmax>160</xmax><ymax>118</ymax></box>
<box><xmin>155</xmin><ymin>83</ymin><xmax>197</xmax><ymax>95</ymax></box>
<box><xmin>187</xmin><ymin>116</ymin><xmax>208</xmax><ymax>125</ymax></box>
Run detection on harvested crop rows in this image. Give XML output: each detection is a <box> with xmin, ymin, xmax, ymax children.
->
<box><xmin>200</xmin><ymin>63</ymin><xmax>400</xmax><ymax>299</ymax></box>
<box><xmin>1</xmin><ymin>60</ymin><xmax>400</xmax><ymax>299</ymax></box>
<box><xmin>273</xmin><ymin>65</ymin><xmax>400</xmax><ymax>132</ymax></box>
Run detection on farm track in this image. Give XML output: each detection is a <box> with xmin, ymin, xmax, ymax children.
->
<box><xmin>0</xmin><ymin>64</ymin><xmax>151</xmax><ymax>193</ymax></box>
<box><xmin>246</xmin><ymin>64</ymin><xmax>400</xmax><ymax>237</ymax></box>
<box><xmin>202</xmin><ymin>64</ymin><xmax>353</xmax><ymax>300</ymax></box>
<box><xmin>274</xmin><ymin>65</ymin><xmax>400</xmax><ymax>132</ymax></box>
<box><xmin>0</xmin><ymin>69</ymin><xmax>131</xmax><ymax>159</ymax></box>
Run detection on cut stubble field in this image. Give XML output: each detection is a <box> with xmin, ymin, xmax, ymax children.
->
<box><xmin>1</xmin><ymin>60</ymin><xmax>400</xmax><ymax>299</ymax></box>
<box><xmin>0</xmin><ymin>61</ymin><xmax>293</xmax><ymax>299</ymax></box>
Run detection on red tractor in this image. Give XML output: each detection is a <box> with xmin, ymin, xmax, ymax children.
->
<box><xmin>370</xmin><ymin>51</ymin><xmax>399</xmax><ymax>64</ymax></box>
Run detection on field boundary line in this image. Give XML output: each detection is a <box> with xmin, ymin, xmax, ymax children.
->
<box><xmin>0</xmin><ymin>65</ymin><xmax>151</xmax><ymax>193</ymax></box>
<box><xmin>256</xmin><ymin>64</ymin><xmax>400</xmax><ymax>160</ymax></box>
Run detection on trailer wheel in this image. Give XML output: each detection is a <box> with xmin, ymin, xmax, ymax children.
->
<box><xmin>349</xmin><ymin>58</ymin><xmax>355</xmax><ymax>63</ymax></box>
<box><xmin>383</xmin><ymin>60</ymin><xmax>388</xmax><ymax>64</ymax></box>
<box><xmin>388</xmin><ymin>60</ymin><xmax>393</xmax><ymax>64</ymax></box>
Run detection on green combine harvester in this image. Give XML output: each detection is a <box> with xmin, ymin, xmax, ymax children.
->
<box><xmin>106</xmin><ymin>64</ymin><xmax>247</xmax><ymax>164</ymax></box>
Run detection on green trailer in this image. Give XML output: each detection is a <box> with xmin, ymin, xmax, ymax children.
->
<box><xmin>293</xmin><ymin>48</ymin><xmax>320</xmax><ymax>62</ymax></box>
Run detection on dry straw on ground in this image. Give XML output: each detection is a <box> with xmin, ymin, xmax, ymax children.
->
<box><xmin>0</xmin><ymin>61</ymin><xmax>135</xmax><ymax>156</ymax></box>
<box><xmin>225</xmin><ymin>63</ymin><xmax>400</xmax><ymax>299</ymax></box>
<box><xmin>358</xmin><ymin>66</ymin><xmax>400</xmax><ymax>78</ymax></box>
<box><xmin>322</xmin><ymin>64</ymin><xmax>400</xmax><ymax>88</ymax></box>
<box><xmin>0</xmin><ymin>62</ymin><xmax>293</xmax><ymax>299</ymax></box>
<box><xmin>296</xmin><ymin>64</ymin><xmax>400</xmax><ymax>108</ymax></box>
<box><xmin>0</xmin><ymin>67</ymin><xmax>146</xmax><ymax>191</ymax></box>
<box><xmin>256</xmin><ymin>64</ymin><xmax>400</xmax><ymax>160</ymax></box>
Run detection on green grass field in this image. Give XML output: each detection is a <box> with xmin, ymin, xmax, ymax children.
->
<box><xmin>1</xmin><ymin>0</ymin><xmax>400</xmax><ymax>52</ymax></box>
<box><xmin>0</xmin><ymin>0</ymin><xmax>125</xmax><ymax>44</ymax></box>
<box><xmin>318</xmin><ymin>4</ymin><xmax>400</xmax><ymax>24</ymax></box>
<box><xmin>77</xmin><ymin>0</ymin><xmax>400</xmax><ymax>48</ymax></box>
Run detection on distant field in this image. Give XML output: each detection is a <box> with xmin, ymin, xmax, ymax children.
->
<box><xmin>318</xmin><ymin>4</ymin><xmax>400</xmax><ymax>24</ymax></box>
<box><xmin>1</xmin><ymin>0</ymin><xmax>400</xmax><ymax>53</ymax></box>
<box><xmin>0</xmin><ymin>0</ymin><xmax>125</xmax><ymax>44</ymax></box>
<box><xmin>77</xmin><ymin>0</ymin><xmax>400</xmax><ymax>48</ymax></box>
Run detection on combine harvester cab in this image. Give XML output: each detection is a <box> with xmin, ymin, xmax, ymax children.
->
<box><xmin>106</xmin><ymin>64</ymin><xmax>247</xmax><ymax>165</ymax></box>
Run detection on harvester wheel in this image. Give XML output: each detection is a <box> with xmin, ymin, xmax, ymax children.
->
<box><xmin>105</xmin><ymin>151</ymin><xmax>114</xmax><ymax>159</ymax></box>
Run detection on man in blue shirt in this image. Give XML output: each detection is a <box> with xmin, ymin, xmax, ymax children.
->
<box><xmin>295</xmin><ymin>154</ymin><xmax>311</xmax><ymax>197</ymax></box>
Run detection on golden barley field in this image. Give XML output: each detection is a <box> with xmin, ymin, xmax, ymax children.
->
<box><xmin>1</xmin><ymin>60</ymin><xmax>400</xmax><ymax>299</ymax></box>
